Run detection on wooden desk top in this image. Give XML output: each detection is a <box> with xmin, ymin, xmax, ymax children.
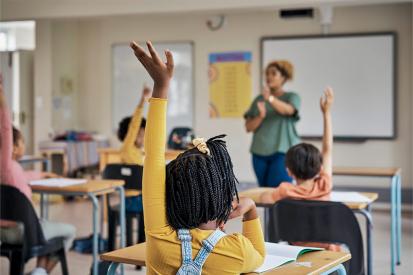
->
<box><xmin>333</xmin><ymin>166</ymin><xmax>401</xmax><ymax>177</ymax></box>
<box><xmin>31</xmin><ymin>179</ymin><xmax>124</xmax><ymax>195</ymax></box>
<box><xmin>100</xmin><ymin>243</ymin><xmax>351</xmax><ymax>275</ymax></box>
<box><xmin>125</xmin><ymin>189</ymin><xmax>141</xmax><ymax>197</ymax></box>
<box><xmin>238</xmin><ymin>188</ymin><xmax>378</xmax><ymax>210</ymax></box>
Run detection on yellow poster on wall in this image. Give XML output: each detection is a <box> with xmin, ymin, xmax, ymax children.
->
<box><xmin>209</xmin><ymin>52</ymin><xmax>252</xmax><ymax>118</ymax></box>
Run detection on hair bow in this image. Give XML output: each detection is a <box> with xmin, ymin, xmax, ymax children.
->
<box><xmin>192</xmin><ymin>137</ymin><xmax>211</xmax><ymax>156</ymax></box>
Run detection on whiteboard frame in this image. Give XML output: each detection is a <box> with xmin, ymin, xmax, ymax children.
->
<box><xmin>260</xmin><ymin>32</ymin><xmax>397</xmax><ymax>140</ymax></box>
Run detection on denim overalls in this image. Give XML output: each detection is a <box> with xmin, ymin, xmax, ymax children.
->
<box><xmin>176</xmin><ymin>229</ymin><xmax>226</xmax><ymax>275</ymax></box>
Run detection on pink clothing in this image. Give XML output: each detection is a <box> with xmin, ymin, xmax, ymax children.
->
<box><xmin>0</xmin><ymin>106</ymin><xmax>33</xmax><ymax>201</ymax></box>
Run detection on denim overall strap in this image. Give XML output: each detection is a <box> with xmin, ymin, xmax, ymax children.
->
<box><xmin>192</xmin><ymin>229</ymin><xmax>227</xmax><ymax>270</ymax></box>
<box><xmin>176</xmin><ymin>229</ymin><xmax>227</xmax><ymax>275</ymax></box>
<box><xmin>177</xmin><ymin>229</ymin><xmax>192</xmax><ymax>266</ymax></box>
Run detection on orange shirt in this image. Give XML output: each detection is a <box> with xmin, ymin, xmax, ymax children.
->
<box><xmin>271</xmin><ymin>172</ymin><xmax>332</xmax><ymax>202</ymax></box>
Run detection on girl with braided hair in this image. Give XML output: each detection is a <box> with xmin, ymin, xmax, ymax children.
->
<box><xmin>130</xmin><ymin>40</ymin><xmax>265</xmax><ymax>274</ymax></box>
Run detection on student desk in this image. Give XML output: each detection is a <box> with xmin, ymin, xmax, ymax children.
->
<box><xmin>239</xmin><ymin>188</ymin><xmax>377</xmax><ymax>275</ymax></box>
<box><xmin>31</xmin><ymin>179</ymin><xmax>126</xmax><ymax>275</ymax></box>
<box><xmin>98</xmin><ymin>147</ymin><xmax>184</xmax><ymax>171</ymax></box>
<box><xmin>100</xmin><ymin>242</ymin><xmax>351</xmax><ymax>275</ymax></box>
<box><xmin>333</xmin><ymin>167</ymin><xmax>402</xmax><ymax>275</ymax></box>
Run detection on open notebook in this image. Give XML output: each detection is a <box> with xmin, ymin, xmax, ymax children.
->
<box><xmin>254</xmin><ymin>242</ymin><xmax>323</xmax><ymax>273</ymax></box>
<box><xmin>29</xmin><ymin>178</ymin><xmax>87</xmax><ymax>187</ymax></box>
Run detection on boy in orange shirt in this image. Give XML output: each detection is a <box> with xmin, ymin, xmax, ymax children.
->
<box><xmin>260</xmin><ymin>87</ymin><xmax>334</xmax><ymax>204</ymax></box>
<box><xmin>260</xmin><ymin>87</ymin><xmax>337</xmax><ymax>251</ymax></box>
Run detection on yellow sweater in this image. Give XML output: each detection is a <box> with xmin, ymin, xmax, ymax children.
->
<box><xmin>143</xmin><ymin>98</ymin><xmax>265</xmax><ymax>275</ymax></box>
<box><xmin>120</xmin><ymin>105</ymin><xmax>144</xmax><ymax>165</ymax></box>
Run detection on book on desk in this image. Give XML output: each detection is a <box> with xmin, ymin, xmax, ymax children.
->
<box><xmin>254</xmin><ymin>242</ymin><xmax>323</xmax><ymax>273</ymax></box>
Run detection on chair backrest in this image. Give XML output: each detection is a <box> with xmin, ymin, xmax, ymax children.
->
<box><xmin>167</xmin><ymin>127</ymin><xmax>195</xmax><ymax>150</ymax></box>
<box><xmin>269</xmin><ymin>199</ymin><xmax>365</xmax><ymax>275</ymax></box>
<box><xmin>0</xmin><ymin>185</ymin><xmax>46</xmax><ymax>256</ymax></box>
<box><xmin>102</xmin><ymin>164</ymin><xmax>143</xmax><ymax>190</ymax></box>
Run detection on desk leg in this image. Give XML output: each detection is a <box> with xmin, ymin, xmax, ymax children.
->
<box><xmin>356</xmin><ymin>207</ymin><xmax>373</xmax><ymax>275</ymax></box>
<box><xmin>40</xmin><ymin>193</ymin><xmax>49</xmax><ymax>220</ymax></box>
<box><xmin>396</xmin><ymin>175</ymin><xmax>402</xmax><ymax>265</ymax></box>
<box><xmin>391</xmin><ymin>176</ymin><xmax>397</xmax><ymax>275</ymax></box>
<box><xmin>264</xmin><ymin>207</ymin><xmax>269</xmax><ymax>241</ymax></box>
<box><xmin>106</xmin><ymin>262</ymin><xmax>119</xmax><ymax>275</ymax></box>
<box><xmin>320</xmin><ymin>263</ymin><xmax>347</xmax><ymax>275</ymax></box>
<box><xmin>115</xmin><ymin>186</ymin><xmax>125</xmax><ymax>275</ymax></box>
<box><xmin>88</xmin><ymin>194</ymin><xmax>100</xmax><ymax>275</ymax></box>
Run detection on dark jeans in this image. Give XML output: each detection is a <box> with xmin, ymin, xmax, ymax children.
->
<box><xmin>125</xmin><ymin>195</ymin><xmax>143</xmax><ymax>213</ymax></box>
<box><xmin>252</xmin><ymin>152</ymin><xmax>292</xmax><ymax>187</ymax></box>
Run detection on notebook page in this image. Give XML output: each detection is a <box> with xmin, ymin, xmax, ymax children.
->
<box><xmin>265</xmin><ymin>242</ymin><xmax>323</xmax><ymax>259</ymax></box>
<box><xmin>29</xmin><ymin>178</ymin><xmax>87</xmax><ymax>187</ymax></box>
<box><xmin>330</xmin><ymin>191</ymin><xmax>372</xmax><ymax>203</ymax></box>
<box><xmin>254</xmin><ymin>255</ymin><xmax>294</xmax><ymax>273</ymax></box>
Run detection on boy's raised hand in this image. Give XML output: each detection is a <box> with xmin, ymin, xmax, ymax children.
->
<box><xmin>320</xmin><ymin>87</ymin><xmax>334</xmax><ymax>113</ymax></box>
<box><xmin>142</xmin><ymin>84</ymin><xmax>152</xmax><ymax>99</ymax></box>
<box><xmin>130</xmin><ymin>41</ymin><xmax>174</xmax><ymax>99</ymax></box>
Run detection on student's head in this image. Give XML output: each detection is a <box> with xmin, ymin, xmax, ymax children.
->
<box><xmin>265</xmin><ymin>60</ymin><xmax>293</xmax><ymax>90</ymax></box>
<box><xmin>285</xmin><ymin>143</ymin><xmax>322</xmax><ymax>181</ymax></box>
<box><xmin>12</xmin><ymin>126</ymin><xmax>25</xmax><ymax>160</ymax></box>
<box><xmin>117</xmin><ymin>116</ymin><xmax>146</xmax><ymax>148</ymax></box>
<box><xmin>165</xmin><ymin>135</ymin><xmax>239</xmax><ymax>230</ymax></box>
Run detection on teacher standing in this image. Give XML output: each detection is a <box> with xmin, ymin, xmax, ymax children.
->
<box><xmin>244</xmin><ymin>60</ymin><xmax>301</xmax><ymax>187</ymax></box>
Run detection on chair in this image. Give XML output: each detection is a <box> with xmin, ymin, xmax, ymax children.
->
<box><xmin>0</xmin><ymin>185</ymin><xmax>69</xmax><ymax>275</ymax></box>
<box><xmin>102</xmin><ymin>164</ymin><xmax>145</xmax><ymax>251</ymax></box>
<box><xmin>268</xmin><ymin>199</ymin><xmax>365</xmax><ymax>275</ymax></box>
<box><xmin>167</xmin><ymin>127</ymin><xmax>195</xmax><ymax>150</ymax></box>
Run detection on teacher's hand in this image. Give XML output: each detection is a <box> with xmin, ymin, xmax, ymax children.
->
<box><xmin>262</xmin><ymin>86</ymin><xmax>270</xmax><ymax>101</ymax></box>
<box><xmin>257</xmin><ymin>101</ymin><xmax>267</xmax><ymax>118</ymax></box>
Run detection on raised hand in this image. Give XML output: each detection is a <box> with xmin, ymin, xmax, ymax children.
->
<box><xmin>141</xmin><ymin>84</ymin><xmax>152</xmax><ymax>99</ymax></box>
<box><xmin>138</xmin><ymin>84</ymin><xmax>152</xmax><ymax>107</ymax></box>
<box><xmin>130</xmin><ymin>41</ymin><xmax>174</xmax><ymax>99</ymax></box>
<box><xmin>257</xmin><ymin>101</ymin><xmax>267</xmax><ymax>119</ymax></box>
<box><xmin>320</xmin><ymin>87</ymin><xmax>334</xmax><ymax>113</ymax></box>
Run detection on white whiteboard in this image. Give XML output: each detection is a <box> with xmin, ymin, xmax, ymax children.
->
<box><xmin>262</xmin><ymin>33</ymin><xmax>395</xmax><ymax>139</ymax></box>
<box><xmin>112</xmin><ymin>42</ymin><xmax>193</xmax><ymax>136</ymax></box>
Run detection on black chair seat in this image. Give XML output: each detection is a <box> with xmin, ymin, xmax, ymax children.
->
<box><xmin>0</xmin><ymin>185</ymin><xmax>69</xmax><ymax>275</ymax></box>
<box><xmin>102</xmin><ymin>164</ymin><xmax>145</xmax><ymax>251</ymax></box>
<box><xmin>269</xmin><ymin>199</ymin><xmax>365</xmax><ymax>275</ymax></box>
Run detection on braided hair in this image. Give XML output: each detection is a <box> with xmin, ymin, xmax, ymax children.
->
<box><xmin>165</xmin><ymin>134</ymin><xmax>239</xmax><ymax>230</ymax></box>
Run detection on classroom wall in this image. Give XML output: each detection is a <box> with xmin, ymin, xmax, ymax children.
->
<box><xmin>36</xmin><ymin>3</ymin><xmax>412</xmax><ymax>191</ymax></box>
<box><xmin>51</xmin><ymin>21</ymin><xmax>80</xmax><ymax>132</ymax></box>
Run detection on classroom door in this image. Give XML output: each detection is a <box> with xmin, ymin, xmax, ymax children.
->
<box><xmin>0</xmin><ymin>51</ymin><xmax>35</xmax><ymax>154</ymax></box>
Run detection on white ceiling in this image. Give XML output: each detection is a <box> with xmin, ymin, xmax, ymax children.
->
<box><xmin>1</xmin><ymin>0</ymin><xmax>411</xmax><ymax>21</ymax></box>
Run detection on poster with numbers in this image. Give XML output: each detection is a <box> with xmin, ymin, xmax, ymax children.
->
<box><xmin>208</xmin><ymin>52</ymin><xmax>252</xmax><ymax>118</ymax></box>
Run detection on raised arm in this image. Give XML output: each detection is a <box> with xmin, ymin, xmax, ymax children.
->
<box><xmin>121</xmin><ymin>85</ymin><xmax>151</xmax><ymax>150</ymax></box>
<box><xmin>130</xmin><ymin>41</ymin><xmax>174</xmax><ymax>231</ymax></box>
<box><xmin>319</xmin><ymin>87</ymin><xmax>334</xmax><ymax>176</ymax></box>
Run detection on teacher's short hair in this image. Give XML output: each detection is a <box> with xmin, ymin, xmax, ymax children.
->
<box><xmin>285</xmin><ymin>143</ymin><xmax>322</xmax><ymax>180</ymax></box>
<box><xmin>266</xmin><ymin>60</ymin><xmax>294</xmax><ymax>81</ymax></box>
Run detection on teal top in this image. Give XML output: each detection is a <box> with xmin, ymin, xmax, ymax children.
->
<box><xmin>244</xmin><ymin>92</ymin><xmax>301</xmax><ymax>156</ymax></box>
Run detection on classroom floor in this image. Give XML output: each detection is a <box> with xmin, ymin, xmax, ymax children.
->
<box><xmin>1</xmin><ymin>199</ymin><xmax>412</xmax><ymax>275</ymax></box>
